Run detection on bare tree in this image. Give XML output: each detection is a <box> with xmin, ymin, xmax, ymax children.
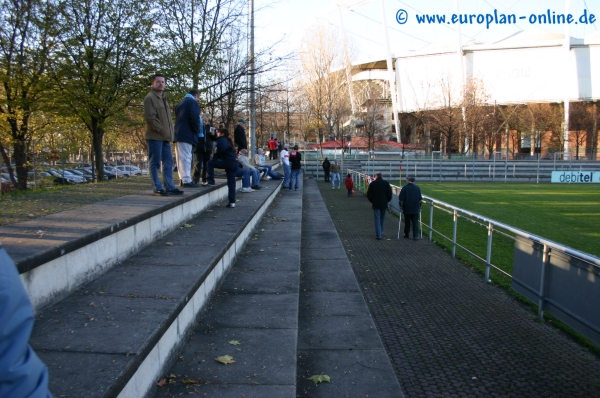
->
<box><xmin>463</xmin><ymin>78</ymin><xmax>491</xmax><ymax>157</ymax></box>
<box><xmin>300</xmin><ymin>24</ymin><xmax>351</xmax><ymax>153</ymax></box>
<box><xmin>361</xmin><ymin>99</ymin><xmax>387</xmax><ymax>153</ymax></box>
<box><xmin>430</xmin><ymin>76</ymin><xmax>462</xmax><ymax>158</ymax></box>
<box><xmin>569</xmin><ymin>102</ymin><xmax>593</xmax><ymax>160</ymax></box>
<box><xmin>526</xmin><ymin>103</ymin><xmax>561</xmax><ymax>158</ymax></box>
<box><xmin>154</xmin><ymin>0</ymin><xmax>245</xmax><ymax>94</ymax></box>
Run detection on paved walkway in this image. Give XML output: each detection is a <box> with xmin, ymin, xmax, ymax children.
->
<box><xmin>316</xmin><ymin>178</ymin><xmax>600</xmax><ymax>397</ymax></box>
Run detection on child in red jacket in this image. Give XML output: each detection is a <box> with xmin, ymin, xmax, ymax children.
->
<box><xmin>345</xmin><ymin>174</ymin><xmax>354</xmax><ymax>197</ymax></box>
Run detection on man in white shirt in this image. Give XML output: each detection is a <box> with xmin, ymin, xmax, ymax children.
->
<box><xmin>280</xmin><ymin>145</ymin><xmax>290</xmax><ymax>187</ymax></box>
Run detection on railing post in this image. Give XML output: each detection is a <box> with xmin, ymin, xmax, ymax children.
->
<box><xmin>428</xmin><ymin>201</ymin><xmax>434</xmax><ymax>242</ymax></box>
<box><xmin>538</xmin><ymin>244</ymin><xmax>550</xmax><ymax>322</ymax></box>
<box><xmin>485</xmin><ymin>222</ymin><xmax>493</xmax><ymax>283</ymax></box>
<box><xmin>452</xmin><ymin>209</ymin><xmax>458</xmax><ymax>258</ymax></box>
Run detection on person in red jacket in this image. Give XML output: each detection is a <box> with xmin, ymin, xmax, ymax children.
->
<box><xmin>268</xmin><ymin>137</ymin><xmax>278</xmax><ymax>160</ymax></box>
<box><xmin>345</xmin><ymin>173</ymin><xmax>354</xmax><ymax>197</ymax></box>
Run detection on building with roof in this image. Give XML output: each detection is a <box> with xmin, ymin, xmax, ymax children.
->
<box><xmin>347</xmin><ymin>30</ymin><xmax>600</xmax><ymax>158</ymax></box>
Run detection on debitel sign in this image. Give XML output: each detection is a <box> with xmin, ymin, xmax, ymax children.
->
<box><xmin>551</xmin><ymin>171</ymin><xmax>600</xmax><ymax>183</ymax></box>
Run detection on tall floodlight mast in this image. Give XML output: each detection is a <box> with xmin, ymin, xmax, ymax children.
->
<box><xmin>379</xmin><ymin>0</ymin><xmax>401</xmax><ymax>143</ymax></box>
<box><xmin>337</xmin><ymin>5</ymin><xmax>357</xmax><ymax>116</ymax></box>
<box><xmin>563</xmin><ymin>0</ymin><xmax>571</xmax><ymax>156</ymax></box>
<box><xmin>249</xmin><ymin>0</ymin><xmax>256</xmax><ymax>155</ymax></box>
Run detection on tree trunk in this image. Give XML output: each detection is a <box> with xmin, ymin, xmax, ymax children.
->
<box><xmin>13</xmin><ymin>138</ymin><xmax>28</xmax><ymax>190</ymax></box>
<box><xmin>93</xmin><ymin>124</ymin><xmax>105</xmax><ymax>181</ymax></box>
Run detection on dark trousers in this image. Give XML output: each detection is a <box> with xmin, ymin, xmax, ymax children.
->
<box><xmin>193</xmin><ymin>152</ymin><xmax>210</xmax><ymax>183</ymax></box>
<box><xmin>323</xmin><ymin>170</ymin><xmax>330</xmax><ymax>181</ymax></box>
<box><xmin>207</xmin><ymin>159</ymin><xmax>237</xmax><ymax>204</ymax></box>
<box><xmin>404</xmin><ymin>213</ymin><xmax>420</xmax><ymax>238</ymax></box>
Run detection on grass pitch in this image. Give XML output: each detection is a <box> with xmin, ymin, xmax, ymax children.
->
<box><xmin>413</xmin><ymin>182</ymin><xmax>600</xmax><ymax>259</ymax></box>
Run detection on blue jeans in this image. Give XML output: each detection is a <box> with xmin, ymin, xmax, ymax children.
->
<box><xmin>249</xmin><ymin>169</ymin><xmax>261</xmax><ymax>186</ymax></box>
<box><xmin>373</xmin><ymin>208</ymin><xmax>387</xmax><ymax>239</ymax></box>
<box><xmin>147</xmin><ymin>140</ymin><xmax>176</xmax><ymax>191</ymax></box>
<box><xmin>235</xmin><ymin>168</ymin><xmax>252</xmax><ymax>187</ymax></box>
<box><xmin>289</xmin><ymin>169</ymin><xmax>301</xmax><ymax>190</ymax></box>
<box><xmin>207</xmin><ymin>159</ymin><xmax>237</xmax><ymax>204</ymax></box>
<box><xmin>282</xmin><ymin>164</ymin><xmax>291</xmax><ymax>187</ymax></box>
<box><xmin>331</xmin><ymin>172</ymin><xmax>341</xmax><ymax>188</ymax></box>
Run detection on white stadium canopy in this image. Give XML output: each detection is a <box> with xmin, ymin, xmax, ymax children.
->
<box><xmin>351</xmin><ymin>29</ymin><xmax>600</xmax><ymax>113</ymax></box>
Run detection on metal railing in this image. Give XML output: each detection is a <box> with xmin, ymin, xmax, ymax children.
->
<box><xmin>348</xmin><ymin>169</ymin><xmax>600</xmax><ymax>345</ymax></box>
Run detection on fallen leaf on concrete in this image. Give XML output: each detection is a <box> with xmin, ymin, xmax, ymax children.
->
<box><xmin>183</xmin><ymin>224</ymin><xmax>193</xmax><ymax>228</ymax></box>
<box><xmin>229</xmin><ymin>340</ymin><xmax>241</xmax><ymax>346</ymax></box>
<box><xmin>308</xmin><ymin>374</ymin><xmax>331</xmax><ymax>385</ymax></box>
<box><xmin>156</xmin><ymin>379</ymin><xmax>166</xmax><ymax>387</ymax></box>
<box><xmin>165</xmin><ymin>242</ymin><xmax>174</xmax><ymax>246</ymax></box>
<box><xmin>215</xmin><ymin>355</ymin><xmax>235</xmax><ymax>365</ymax></box>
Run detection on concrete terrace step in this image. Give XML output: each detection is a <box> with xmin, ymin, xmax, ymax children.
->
<box><xmin>4</xmin><ymin>180</ymin><xmax>239</xmax><ymax>312</ymax></box>
<box><xmin>150</xmin><ymin>177</ymin><xmax>404</xmax><ymax>397</ymax></box>
<box><xmin>23</xmin><ymin>179</ymin><xmax>282</xmax><ymax>398</ymax></box>
<box><xmin>151</xmin><ymin>180</ymin><xmax>304</xmax><ymax>397</ymax></box>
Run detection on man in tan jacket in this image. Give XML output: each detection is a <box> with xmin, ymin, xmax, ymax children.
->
<box><xmin>143</xmin><ymin>74</ymin><xmax>183</xmax><ymax>196</ymax></box>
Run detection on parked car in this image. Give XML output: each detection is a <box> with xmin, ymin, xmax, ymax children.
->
<box><xmin>102</xmin><ymin>168</ymin><xmax>117</xmax><ymax>180</ymax></box>
<box><xmin>68</xmin><ymin>169</ymin><xmax>94</xmax><ymax>182</ymax></box>
<box><xmin>1</xmin><ymin>172</ymin><xmax>16</xmax><ymax>181</ymax></box>
<box><xmin>116</xmin><ymin>165</ymin><xmax>143</xmax><ymax>176</ymax></box>
<box><xmin>75</xmin><ymin>168</ymin><xmax>108</xmax><ymax>181</ymax></box>
<box><xmin>105</xmin><ymin>166</ymin><xmax>129</xmax><ymax>178</ymax></box>
<box><xmin>48</xmin><ymin>169</ymin><xmax>87</xmax><ymax>185</ymax></box>
<box><xmin>27</xmin><ymin>171</ymin><xmax>54</xmax><ymax>189</ymax></box>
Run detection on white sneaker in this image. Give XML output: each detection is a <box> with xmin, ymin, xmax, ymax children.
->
<box><xmin>332</xmin><ymin>186</ymin><xmax>335</xmax><ymax>189</ymax></box>
<box><xmin>240</xmin><ymin>187</ymin><xmax>254</xmax><ymax>193</ymax></box>
<box><xmin>266</xmin><ymin>176</ymin><xmax>272</xmax><ymax>180</ymax></box>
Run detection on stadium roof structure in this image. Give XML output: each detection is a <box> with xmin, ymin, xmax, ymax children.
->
<box><xmin>305</xmin><ymin>136</ymin><xmax>422</xmax><ymax>151</ymax></box>
<box><xmin>349</xmin><ymin>29</ymin><xmax>600</xmax><ymax>113</ymax></box>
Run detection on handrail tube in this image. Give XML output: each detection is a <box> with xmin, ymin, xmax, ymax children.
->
<box><xmin>538</xmin><ymin>244</ymin><xmax>550</xmax><ymax>321</ymax></box>
<box><xmin>452</xmin><ymin>209</ymin><xmax>458</xmax><ymax>258</ymax></box>
<box><xmin>419</xmin><ymin>194</ymin><xmax>600</xmax><ymax>267</ymax></box>
<box><xmin>485</xmin><ymin>222</ymin><xmax>493</xmax><ymax>283</ymax></box>
<box><xmin>349</xmin><ymin>168</ymin><xmax>600</xmax><ymax>269</ymax></box>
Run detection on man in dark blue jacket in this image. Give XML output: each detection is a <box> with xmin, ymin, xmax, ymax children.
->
<box><xmin>174</xmin><ymin>89</ymin><xmax>201</xmax><ymax>188</ymax></box>
<box><xmin>233</xmin><ymin>119</ymin><xmax>248</xmax><ymax>152</ymax></box>
<box><xmin>367</xmin><ymin>172</ymin><xmax>393</xmax><ymax>240</ymax></box>
<box><xmin>399</xmin><ymin>176</ymin><xmax>423</xmax><ymax>240</ymax></box>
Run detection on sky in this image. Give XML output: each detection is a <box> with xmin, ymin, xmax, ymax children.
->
<box><xmin>255</xmin><ymin>0</ymin><xmax>600</xmax><ymax>66</ymax></box>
